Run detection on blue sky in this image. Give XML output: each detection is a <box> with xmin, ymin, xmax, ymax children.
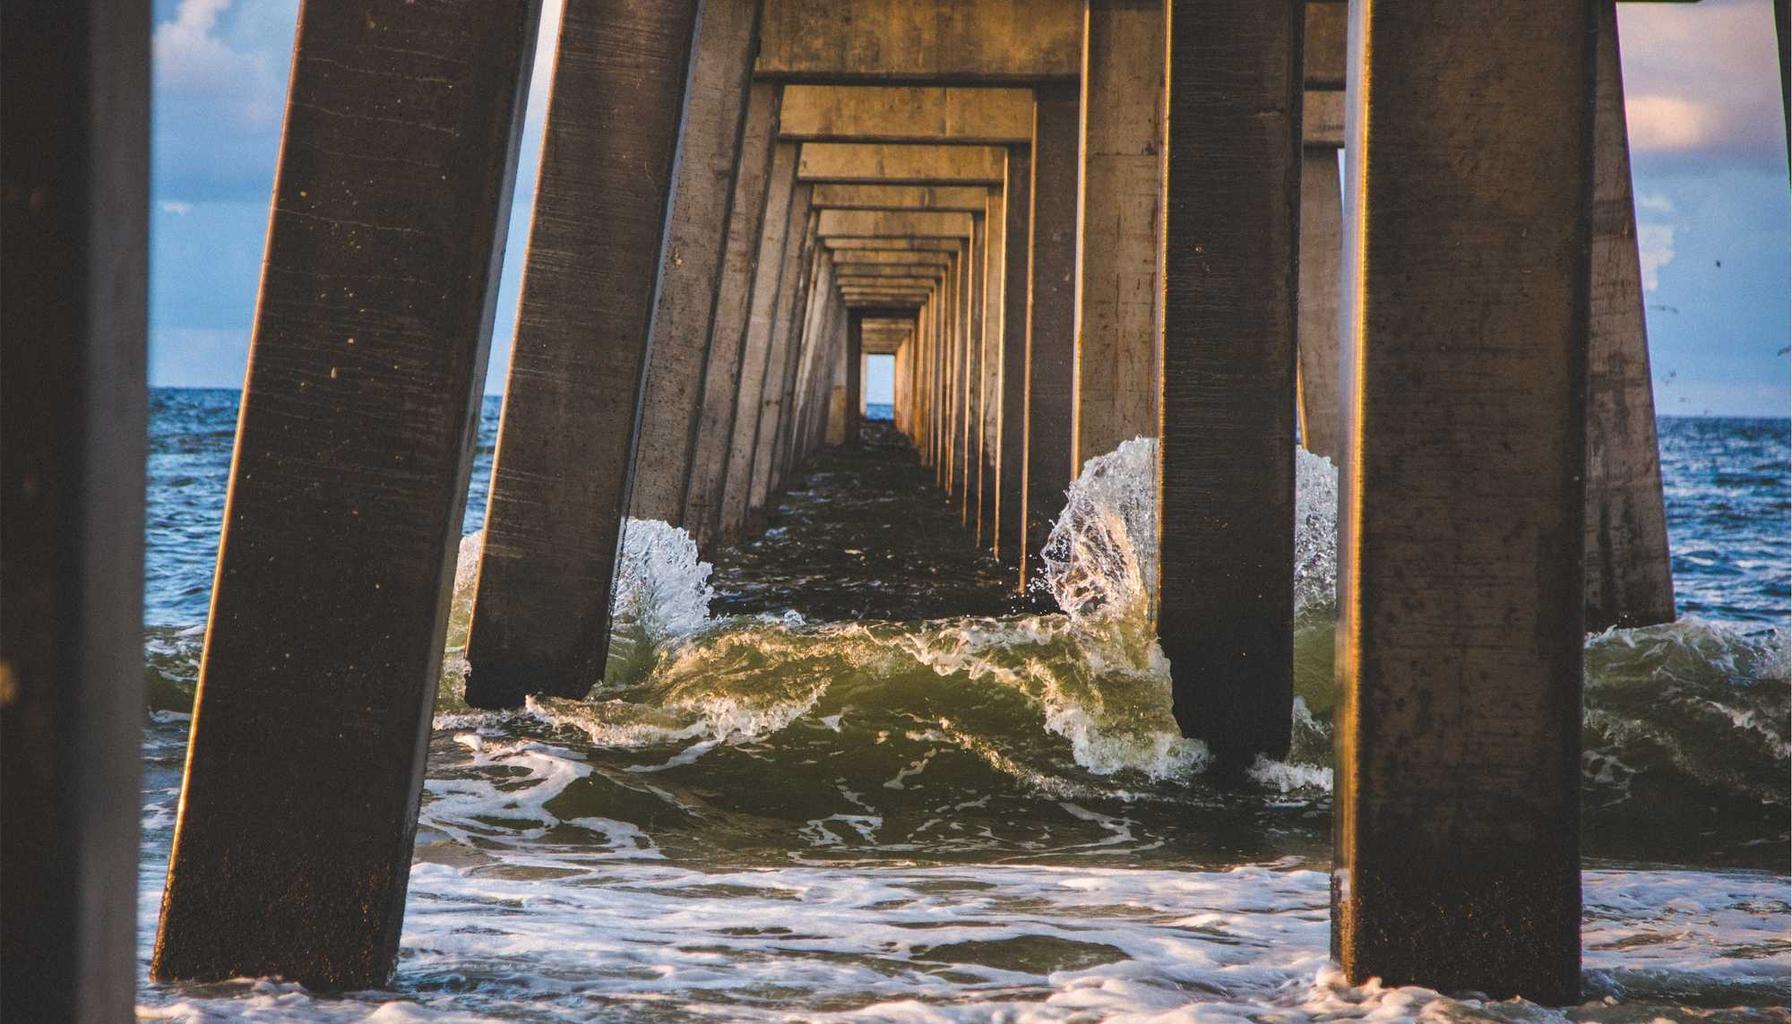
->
<box><xmin>151</xmin><ymin>0</ymin><xmax>1787</xmax><ymax>416</ymax></box>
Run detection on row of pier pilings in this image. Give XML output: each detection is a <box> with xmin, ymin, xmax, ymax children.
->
<box><xmin>9</xmin><ymin>0</ymin><xmax>1781</xmax><ymax>1018</ymax></box>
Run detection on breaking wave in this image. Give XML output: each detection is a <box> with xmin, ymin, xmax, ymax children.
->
<box><xmin>144</xmin><ymin>445</ymin><xmax>1789</xmax><ymax>869</ymax></box>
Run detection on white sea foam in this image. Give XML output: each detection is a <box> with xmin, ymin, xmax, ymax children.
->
<box><xmin>137</xmin><ymin>853</ymin><xmax>1791</xmax><ymax>1023</ymax></box>
<box><xmin>450</xmin><ymin>518</ymin><xmax>715</xmax><ymax>651</ymax></box>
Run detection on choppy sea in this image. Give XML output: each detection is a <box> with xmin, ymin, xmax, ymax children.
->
<box><xmin>138</xmin><ymin>389</ymin><xmax>1789</xmax><ymax>1022</ymax></box>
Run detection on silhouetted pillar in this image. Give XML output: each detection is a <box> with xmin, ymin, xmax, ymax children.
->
<box><xmin>465</xmin><ymin>0</ymin><xmax>698</xmax><ymax>709</ymax></box>
<box><xmin>1075</xmin><ymin>0</ymin><xmax>1165</xmax><ymax>469</ymax></box>
<box><xmin>152</xmin><ymin>2</ymin><xmax>539</xmax><ymax>988</ymax></box>
<box><xmin>1332</xmin><ymin>0</ymin><xmax>1593</xmax><ymax>1004</ymax></box>
<box><xmin>1022</xmin><ymin>84</ymin><xmax>1080</xmax><ymax>584</ymax></box>
<box><xmin>1585</xmin><ymin>0</ymin><xmax>1674</xmax><ymax>630</ymax></box>
<box><xmin>1157</xmin><ymin>0</ymin><xmax>1300</xmax><ymax>765</ymax></box>
<box><xmin>1297</xmin><ymin>147</ymin><xmax>1343</xmax><ymax>460</ymax></box>
<box><xmin>1</xmin><ymin>2</ymin><xmax>148</xmax><ymax>1018</ymax></box>
<box><xmin>632</xmin><ymin>0</ymin><xmax>763</xmax><ymax>526</ymax></box>
<box><xmin>846</xmin><ymin>312</ymin><xmax>865</xmax><ymax>443</ymax></box>
<box><xmin>997</xmin><ymin>147</ymin><xmax>1032</xmax><ymax>565</ymax></box>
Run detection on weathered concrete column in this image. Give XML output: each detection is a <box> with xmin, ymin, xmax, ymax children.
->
<box><xmin>1157</xmin><ymin>0</ymin><xmax>1300</xmax><ymax>765</ymax></box>
<box><xmin>774</xmin><ymin>218</ymin><xmax>829</xmax><ymax>497</ymax></box>
<box><xmin>848</xmin><ymin>313</ymin><xmax>866</xmax><ymax>442</ymax></box>
<box><xmin>1075</xmin><ymin>0</ymin><xmax>1165</xmax><ymax>470</ymax></box>
<box><xmin>979</xmin><ymin>189</ymin><xmax>1007</xmax><ymax>546</ymax></box>
<box><xmin>1022</xmin><ymin>84</ymin><xmax>1081</xmax><ymax>583</ymax></box>
<box><xmin>1</xmin><ymin>3</ymin><xmax>147</xmax><ymax>1017</ymax></box>
<box><xmin>1585</xmin><ymin>0</ymin><xmax>1674</xmax><ymax>630</ymax></box>
<box><xmin>716</xmin><ymin>144</ymin><xmax>799</xmax><ymax>544</ymax></box>
<box><xmin>153</xmin><ymin>2</ymin><xmax>539</xmax><ymax>988</ymax></box>
<box><xmin>1332</xmin><ymin>0</ymin><xmax>1594</xmax><ymax>1004</ymax></box>
<box><xmin>959</xmin><ymin>218</ymin><xmax>985</xmax><ymax>519</ymax></box>
<box><xmin>747</xmin><ymin>199</ymin><xmax>816</xmax><ymax>525</ymax></box>
<box><xmin>686</xmin><ymin>82</ymin><xmax>783</xmax><ymax>548</ymax></box>
<box><xmin>996</xmin><ymin>146</ymin><xmax>1033</xmax><ymax>565</ymax></box>
<box><xmin>1297</xmin><ymin>147</ymin><xmax>1343</xmax><ymax>460</ymax></box>
<box><xmin>631</xmin><ymin>0</ymin><xmax>763</xmax><ymax>527</ymax></box>
<box><xmin>464</xmin><ymin>0</ymin><xmax>697</xmax><ymax>710</ymax></box>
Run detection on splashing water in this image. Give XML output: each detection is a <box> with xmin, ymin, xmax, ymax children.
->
<box><xmin>1039</xmin><ymin>438</ymin><xmax>1340</xmax><ymax>623</ymax></box>
<box><xmin>446</xmin><ymin>518</ymin><xmax>718</xmax><ymax>692</ymax></box>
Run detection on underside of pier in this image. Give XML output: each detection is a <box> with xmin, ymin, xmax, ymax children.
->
<box><xmin>3</xmin><ymin>0</ymin><xmax>1745</xmax><ymax>1016</ymax></box>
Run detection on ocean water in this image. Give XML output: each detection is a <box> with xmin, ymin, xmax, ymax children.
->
<box><xmin>138</xmin><ymin>389</ymin><xmax>1788</xmax><ymax>1022</ymax></box>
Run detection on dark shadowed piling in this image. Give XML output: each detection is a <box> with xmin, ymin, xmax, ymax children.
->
<box><xmin>1</xmin><ymin>2</ymin><xmax>148</xmax><ymax>1018</ymax></box>
<box><xmin>1332</xmin><ymin>0</ymin><xmax>1594</xmax><ymax>1003</ymax></box>
<box><xmin>153</xmin><ymin>1</ymin><xmax>539</xmax><ymax>988</ymax></box>
<box><xmin>1021</xmin><ymin>84</ymin><xmax>1080</xmax><ymax>587</ymax></box>
<box><xmin>465</xmin><ymin>0</ymin><xmax>699</xmax><ymax>710</ymax></box>
<box><xmin>1157</xmin><ymin>0</ymin><xmax>1301</xmax><ymax>766</ymax></box>
<box><xmin>1584</xmin><ymin>0</ymin><xmax>1674</xmax><ymax>631</ymax></box>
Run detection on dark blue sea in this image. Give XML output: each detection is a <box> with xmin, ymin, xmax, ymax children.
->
<box><xmin>137</xmin><ymin>388</ymin><xmax>1790</xmax><ymax>1022</ymax></box>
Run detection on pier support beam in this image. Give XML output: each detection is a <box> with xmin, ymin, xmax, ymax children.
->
<box><xmin>996</xmin><ymin>146</ymin><xmax>1033</xmax><ymax>565</ymax></box>
<box><xmin>631</xmin><ymin>0</ymin><xmax>762</xmax><ymax>527</ymax></box>
<box><xmin>1296</xmin><ymin>147</ymin><xmax>1343</xmax><ymax>460</ymax></box>
<box><xmin>1157</xmin><ymin>0</ymin><xmax>1300</xmax><ymax>765</ymax></box>
<box><xmin>743</xmin><ymin>191</ymin><xmax>816</xmax><ymax>530</ymax></box>
<box><xmin>1332</xmin><ymin>0</ymin><xmax>1593</xmax><ymax>1003</ymax></box>
<box><xmin>153</xmin><ymin>2</ymin><xmax>539</xmax><ymax>987</ymax></box>
<box><xmin>1</xmin><ymin>2</ymin><xmax>148</xmax><ymax>1018</ymax></box>
<box><xmin>687</xmin><ymin>82</ymin><xmax>783</xmax><ymax>548</ymax></box>
<box><xmin>1584</xmin><ymin>0</ymin><xmax>1674</xmax><ymax>630</ymax></box>
<box><xmin>717</xmin><ymin>144</ymin><xmax>799</xmax><ymax>544</ymax></box>
<box><xmin>1074</xmin><ymin>0</ymin><xmax>1165</xmax><ymax>470</ymax></box>
<box><xmin>1021</xmin><ymin>85</ymin><xmax>1081</xmax><ymax>585</ymax></box>
<box><xmin>466</xmin><ymin>0</ymin><xmax>699</xmax><ymax>709</ymax></box>
<box><xmin>978</xmin><ymin>187</ymin><xmax>1007</xmax><ymax>546</ymax></box>
<box><xmin>846</xmin><ymin>312</ymin><xmax>865</xmax><ymax>442</ymax></box>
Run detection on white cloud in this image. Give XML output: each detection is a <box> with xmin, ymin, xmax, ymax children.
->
<box><xmin>1618</xmin><ymin>0</ymin><xmax>1786</xmax><ymax>168</ymax></box>
<box><xmin>1636</xmin><ymin>222</ymin><xmax>1676</xmax><ymax>292</ymax></box>
<box><xmin>159</xmin><ymin>200</ymin><xmax>194</xmax><ymax>216</ymax></box>
<box><xmin>154</xmin><ymin>0</ymin><xmax>287</xmax><ymax>128</ymax></box>
<box><xmin>1635</xmin><ymin>192</ymin><xmax>1675</xmax><ymax>215</ymax></box>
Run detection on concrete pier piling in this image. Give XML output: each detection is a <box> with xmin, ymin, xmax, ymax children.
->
<box><xmin>465</xmin><ymin>0</ymin><xmax>699</xmax><ymax>709</ymax></box>
<box><xmin>1</xmin><ymin>2</ymin><xmax>148</xmax><ymax>1018</ymax></box>
<box><xmin>1075</xmin><ymin>0</ymin><xmax>1167</xmax><ymax>471</ymax></box>
<box><xmin>687</xmin><ymin>82</ymin><xmax>785</xmax><ymax>548</ymax></box>
<box><xmin>1022</xmin><ymin>84</ymin><xmax>1082</xmax><ymax>587</ymax></box>
<box><xmin>152</xmin><ymin>2</ymin><xmax>540</xmax><ymax>987</ymax></box>
<box><xmin>1296</xmin><ymin>149</ymin><xmax>1344</xmax><ymax>461</ymax></box>
<box><xmin>846</xmin><ymin>313</ymin><xmax>865</xmax><ymax>442</ymax></box>
<box><xmin>1332</xmin><ymin>0</ymin><xmax>1595</xmax><ymax>1003</ymax></box>
<box><xmin>631</xmin><ymin>0</ymin><xmax>764</xmax><ymax>528</ymax></box>
<box><xmin>997</xmin><ymin>147</ymin><xmax>1034</xmax><ymax>566</ymax></box>
<box><xmin>979</xmin><ymin>188</ymin><xmax>1008</xmax><ymax>546</ymax></box>
<box><xmin>1585</xmin><ymin>0</ymin><xmax>1674</xmax><ymax>631</ymax></box>
<box><xmin>1157</xmin><ymin>0</ymin><xmax>1302</xmax><ymax>765</ymax></box>
<box><xmin>718</xmin><ymin>145</ymin><xmax>800</xmax><ymax>544</ymax></box>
